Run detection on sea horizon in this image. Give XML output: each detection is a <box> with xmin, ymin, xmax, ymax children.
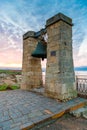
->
<box><xmin>0</xmin><ymin>66</ymin><xmax>87</xmax><ymax>76</ymax></box>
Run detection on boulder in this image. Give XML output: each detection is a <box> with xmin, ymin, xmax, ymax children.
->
<box><xmin>70</xmin><ymin>106</ymin><xmax>87</xmax><ymax>119</ymax></box>
<box><xmin>0</xmin><ymin>73</ymin><xmax>21</xmax><ymax>88</ymax></box>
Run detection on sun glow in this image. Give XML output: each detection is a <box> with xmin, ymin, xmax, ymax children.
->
<box><xmin>0</xmin><ymin>63</ymin><xmax>22</xmax><ymax>68</ymax></box>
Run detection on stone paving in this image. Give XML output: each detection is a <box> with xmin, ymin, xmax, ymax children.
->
<box><xmin>0</xmin><ymin>90</ymin><xmax>86</xmax><ymax>130</ymax></box>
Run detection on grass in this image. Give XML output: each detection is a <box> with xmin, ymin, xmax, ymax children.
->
<box><xmin>0</xmin><ymin>84</ymin><xmax>7</xmax><ymax>91</ymax></box>
<box><xmin>0</xmin><ymin>84</ymin><xmax>20</xmax><ymax>91</ymax></box>
<box><xmin>0</xmin><ymin>69</ymin><xmax>21</xmax><ymax>75</ymax></box>
<box><xmin>10</xmin><ymin>85</ymin><xmax>20</xmax><ymax>90</ymax></box>
<box><xmin>0</xmin><ymin>69</ymin><xmax>21</xmax><ymax>91</ymax></box>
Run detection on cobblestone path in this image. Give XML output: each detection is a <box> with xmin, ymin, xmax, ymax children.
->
<box><xmin>0</xmin><ymin>90</ymin><xmax>86</xmax><ymax>130</ymax></box>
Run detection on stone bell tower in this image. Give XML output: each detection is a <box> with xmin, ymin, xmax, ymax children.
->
<box><xmin>21</xmin><ymin>12</ymin><xmax>77</xmax><ymax>101</ymax></box>
<box><xmin>45</xmin><ymin>13</ymin><xmax>77</xmax><ymax>100</ymax></box>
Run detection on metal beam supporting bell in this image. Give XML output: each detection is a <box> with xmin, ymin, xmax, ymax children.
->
<box><xmin>31</xmin><ymin>41</ymin><xmax>47</xmax><ymax>60</ymax></box>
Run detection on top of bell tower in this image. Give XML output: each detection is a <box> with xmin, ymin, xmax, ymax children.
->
<box><xmin>46</xmin><ymin>12</ymin><xmax>73</xmax><ymax>27</ymax></box>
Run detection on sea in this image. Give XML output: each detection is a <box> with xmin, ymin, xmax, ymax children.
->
<box><xmin>42</xmin><ymin>70</ymin><xmax>87</xmax><ymax>85</ymax></box>
<box><xmin>75</xmin><ymin>71</ymin><xmax>87</xmax><ymax>78</ymax></box>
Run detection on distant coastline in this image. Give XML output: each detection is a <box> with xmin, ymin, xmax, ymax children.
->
<box><xmin>0</xmin><ymin>66</ymin><xmax>87</xmax><ymax>72</ymax></box>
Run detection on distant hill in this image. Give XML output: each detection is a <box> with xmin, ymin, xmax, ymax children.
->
<box><xmin>0</xmin><ymin>67</ymin><xmax>22</xmax><ymax>70</ymax></box>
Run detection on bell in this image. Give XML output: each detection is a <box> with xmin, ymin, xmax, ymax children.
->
<box><xmin>31</xmin><ymin>41</ymin><xmax>47</xmax><ymax>60</ymax></box>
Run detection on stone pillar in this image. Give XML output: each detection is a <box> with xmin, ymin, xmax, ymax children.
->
<box><xmin>45</xmin><ymin>13</ymin><xmax>77</xmax><ymax>101</ymax></box>
<box><xmin>21</xmin><ymin>31</ymin><xmax>42</xmax><ymax>90</ymax></box>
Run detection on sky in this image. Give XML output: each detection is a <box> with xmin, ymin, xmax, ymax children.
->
<box><xmin>0</xmin><ymin>0</ymin><xmax>87</xmax><ymax>68</ymax></box>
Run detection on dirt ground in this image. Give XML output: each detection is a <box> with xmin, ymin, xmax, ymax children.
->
<box><xmin>40</xmin><ymin>114</ymin><xmax>87</xmax><ymax>130</ymax></box>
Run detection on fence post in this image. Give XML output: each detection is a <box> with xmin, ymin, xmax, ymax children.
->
<box><xmin>76</xmin><ymin>76</ymin><xmax>78</xmax><ymax>91</ymax></box>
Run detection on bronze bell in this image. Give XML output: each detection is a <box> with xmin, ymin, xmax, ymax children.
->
<box><xmin>31</xmin><ymin>41</ymin><xmax>47</xmax><ymax>60</ymax></box>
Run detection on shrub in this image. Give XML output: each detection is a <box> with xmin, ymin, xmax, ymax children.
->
<box><xmin>0</xmin><ymin>84</ymin><xmax>8</xmax><ymax>91</ymax></box>
<box><xmin>10</xmin><ymin>85</ymin><xmax>20</xmax><ymax>90</ymax></box>
<box><xmin>0</xmin><ymin>84</ymin><xmax>20</xmax><ymax>91</ymax></box>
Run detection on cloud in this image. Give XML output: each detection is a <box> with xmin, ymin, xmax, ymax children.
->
<box><xmin>0</xmin><ymin>0</ymin><xmax>49</xmax><ymax>68</ymax></box>
<box><xmin>0</xmin><ymin>0</ymin><xmax>87</xmax><ymax>67</ymax></box>
<box><xmin>78</xmin><ymin>35</ymin><xmax>87</xmax><ymax>56</ymax></box>
<box><xmin>73</xmin><ymin>29</ymin><xmax>87</xmax><ymax>67</ymax></box>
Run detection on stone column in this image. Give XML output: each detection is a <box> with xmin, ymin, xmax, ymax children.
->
<box><xmin>21</xmin><ymin>31</ymin><xmax>42</xmax><ymax>90</ymax></box>
<box><xmin>45</xmin><ymin>13</ymin><xmax>77</xmax><ymax>101</ymax></box>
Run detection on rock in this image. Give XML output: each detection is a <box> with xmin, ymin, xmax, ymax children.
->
<box><xmin>0</xmin><ymin>73</ymin><xmax>7</xmax><ymax>78</ymax></box>
<box><xmin>15</xmin><ymin>75</ymin><xmax>22</xmax><ymax>85</ymax></box>
<box><xmin>70</xmin><ymin>110</ymin><xmax>81</xmax><ymax>118</ymax></box>
<box><xmin>0</xmin><ymin>73</ymin><xmax>21</xmax><ymax>88</ymax></box>
<box><xmin>83</xmin><ymin>111</ymin><xmax>87</xmax><ymax>119</ymax></box>
<box><xmin>70</xmin><ymin>106</ymin><xmax>87</xmax><ymax>118</ymax></box>
<box><xmin>82</xmin><ymin>106</ymin><xmax>87</xmax><ymax>119</ymax></box>
<box><xmin>4</xmin><ymin>79</ymin><xmax>17</xmax><ymax>86</ymax></box>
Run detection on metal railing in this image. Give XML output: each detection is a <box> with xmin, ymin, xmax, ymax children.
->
<box><xmin>76</xmin><ymin>75</ymin><xmax>87</xmax><ymax>98</ymax></box>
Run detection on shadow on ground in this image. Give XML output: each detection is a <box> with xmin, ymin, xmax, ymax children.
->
<box><xmin>31</xmin><ymin>114</ymin><xmax>87</xmax><ymax>130</ymax></box>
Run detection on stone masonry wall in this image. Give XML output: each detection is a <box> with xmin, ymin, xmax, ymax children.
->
<box><xmin>45</xmin><ymin>13</ymin><xmax>77</xmax><ymax>101</ymax></box>
<box><xmin>21</xmin><ymin>32</ymin><xmax>42</xmax><ymax>90</ymax></box>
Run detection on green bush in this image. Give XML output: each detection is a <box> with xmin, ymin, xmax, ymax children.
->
<box><xmin>0</xmin><ymin>84</ymin><xmax>20</xmax><ymax>91</ymax></box>
<box><xmin>0</xmin><ymin>84</ymin><xmax>8</xmax><ymax>91</ymax></box>
<box><xmin>10</xmin><ymin>85</ymin><xmax>20</xmax><ymax>90</ymax></box>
